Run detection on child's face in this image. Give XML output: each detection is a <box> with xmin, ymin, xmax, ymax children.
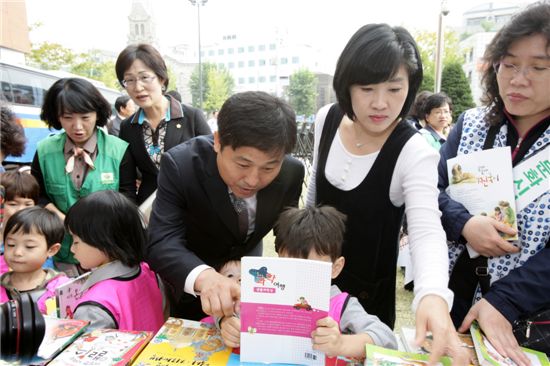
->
<box><xmin>4</xmin><ymin>228</ymin><xmax>58</xmax><ymax>273</ymax></box>
<box><xmin>220</xmin><ymin>261</ymin><xmax>241</xmax><ymax>284</ymax></box>
<box><xmin>4</xmin><ymin>197</ymin><xmax>35</xmax><ymax>225</ymax></box>
<box><xmin>70</xmin><ymin>233</ymin><xmax>110</xmax><ymax>269</ymax></box>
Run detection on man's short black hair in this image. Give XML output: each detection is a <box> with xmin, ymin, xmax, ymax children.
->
<box><xmin>217</xmin><ymin>91</ymin><xmax>297</xmax><ymax>155</ymax></box>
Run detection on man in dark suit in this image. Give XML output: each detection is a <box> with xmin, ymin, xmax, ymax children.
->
<box><xmin>107</xmin><ymin>95</ymin><xmax>135</xmax><ymax>136</ymax></box>
<box><xmin>147</xmin><ymin>91</ymin><xmax>305</xmax><ymax>320</ymax></box>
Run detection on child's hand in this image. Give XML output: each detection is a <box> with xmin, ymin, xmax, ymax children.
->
<box><xmin>311</xmin><ymin>316</ymin><xmax>343</xmax><ymax>357</ymax></box>
<box><xmin>220</xmin><ymin>315</ymin><xmax>241</xmax><ymax>348</ymax></box>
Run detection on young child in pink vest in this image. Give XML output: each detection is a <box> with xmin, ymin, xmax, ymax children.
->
<box><xmin>64</xmin><ymin>190</ymin><xmax>164</xmax><ymax>332</ymax></box>
<box><xmin>219</xmin><ymin>206</ymin><xmax>397</xmax><ymax>362</ymax></box>
<box><xmin>0</xmin><ymin>206</ymin><xmax>69</xmax><ymax>314</ymax></box>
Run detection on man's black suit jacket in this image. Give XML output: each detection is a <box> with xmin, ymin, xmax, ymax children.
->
<box><xmin>147</xmin><ymin>135</ymin><xmax>305</xmax><ymax>297</ymax></box>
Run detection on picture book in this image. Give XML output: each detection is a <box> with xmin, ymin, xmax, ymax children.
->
<box><xmin>48</xmin><ymin>328</ymin><xmax>152</xmax><ymax>366</ymax></box>
<box><xmin>239</xmin><ymin>256</ymin><xmax>332</xmax><ymax>366</ymax></box>
<box><xmin>226</xmin><ymin>352</ymin><xmax>358</xmax><ymax>366</ymax></box>
<box><xmin>399</xmin><ymin>326</ymin><xmax>479</xmax><ymax>366</ymax></box>
<box><xmin>132</xmin><ymin>317</ymin><xmax>232</xmax><ymax>366</ymax></box>
<box><xmin>365</xmin><ymin>344</ymin><xmax>452</xmax><ymax>365</ymax></box>
<box><xmin>447</xmin><ymin>146</ymin><xmax>518</xmax><ymax>243</ymax></box>
<box><xmin>470</xmin><ymin>322</ymin><xmax>550</xmax><ymax>366</ymax></box>
<box><xmin>35</xmin><ymin>316</ymin><xmax>89</xmax><ymax>363</ymax></box>
<box><xmin>55</xmin><ymin>270</ymin><xmax>91</xmax><ymax>318</ymax></box>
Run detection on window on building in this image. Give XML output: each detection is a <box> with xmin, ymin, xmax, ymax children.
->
<box><xmin>248</xmin><ymin>60</ymin><xmax>255</xmax><ymax>67</ymax></box>
<box><xmin>218</xmin><ymin>63</ymin><xmax>224</xmax><ymax>69</ymax></box>
<box><xmin>238</xmin><ymin>47</ymin><xmax>245</xmax><ymax>53</ymax></box>
<box><xmin>249</xmin><ymin>77</ymin><xmax>255</xmax><ymax>83</ymax></box>
<box><xmin>238</xmin><ymin>61</ymin><xmax>244</xmax><ymax>68</ymax></box>
<box><xmin>208</xmin><ymin>50</ymin><xmax>215</xmax><ymax>56</ymax></box>
<box><xmin>228</xmin><ymin>62</ymin><xmax>235</xmax><ymax>69</ymax></box>
<box><xmin>270</xmin><ymin>75</ymin><xmax>276</xmax><ymax>82</ymax></box>
<box><xmin>218</xmin><ymin>49</ymin><xmax>225</xmax><ymax>56</ymax></box>
<box><xmin>292</xmin><ymin>56</ymin><xmax>299</xmax><ymax>64</ymax></box>
<box><xmin>269</xmin><ymin>43</ymin><xmax>276</xmax><ymax>50</ymax></box>
<box><xmin>228</xmin><ymin>48</ymin><xmax>234</xmax><ymax>54</ymax></box>
<box><xmin>259</xmin><ymin>44</ymin><xmax>266</xmax><ymax>51</ymax></box>
<box><xmin>259</xmin><ymin>59</ymin><xmax>266</xmax><ymax>66</ymax></box>
<box><xmin>259</xmin><ymin>76</ymin><xmax>266</xmax><ymax>83</ymax></box>
<box><xmin>248</xmin><ymin>45</ymin><xmax>255</xmax><ymax>52</ymax></box>
<box><xmin>281</xmin><ymin>57</ymin><xmax>288</xmax><ymax>65</ymax></box>
<box><xmin>238</xmin><ymin>77</ymin><xmax>245</xmax><ymax>84</ymax></box>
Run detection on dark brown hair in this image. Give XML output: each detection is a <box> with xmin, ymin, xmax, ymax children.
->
<box><xmin>274</xmin><ymin>205</ymin><xmax>346</xmax><ymax>262</ymax></box>
<box><xmin>0</xmin><ymin>170</ymin><xmax>40</xmax><ymax>202</ymax></box>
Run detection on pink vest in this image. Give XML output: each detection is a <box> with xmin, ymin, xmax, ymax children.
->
<box><xmin>74</xmin><ymin>262</ymin><xmax>164</xmax><ymax>332</ymax></box>
<box><xmin>0</xmin><ymin>273</ymin><xmax>69</xmax><ymax>314</ymax></box>
<box><xmin>326</xmin><ymin>292</ymin><xmax>350</xmax><ymax>366</ymax></box>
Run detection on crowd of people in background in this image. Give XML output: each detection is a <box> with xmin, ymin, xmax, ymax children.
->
<box><xmin>0</xmin><ymin>1</ymin><xmax>549</xmax><ymax>364</ymax></box>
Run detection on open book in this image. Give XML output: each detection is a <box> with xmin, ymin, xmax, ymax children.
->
<box><xmin>239</xmin><ymin>256</ymin><xmax>332</xmax><ymax>365</ymax></box>
<box><xmin>447</xmin><ymin>146</ymin><xmax>518</xmax><ymax>246</ymax></box>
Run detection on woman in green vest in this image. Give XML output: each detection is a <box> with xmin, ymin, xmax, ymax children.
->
<box><xmin>30</xmin><ymin>78</ymin><xmax>136</xmax><ymax>276</ymax></box>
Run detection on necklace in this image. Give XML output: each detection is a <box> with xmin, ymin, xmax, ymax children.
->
<box><xmin>352</xmin><ymin>122</ymin><xmax>367</xmax><ymax>148</ymax></box>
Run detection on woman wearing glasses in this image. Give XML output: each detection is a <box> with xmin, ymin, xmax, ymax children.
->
<box><xmin>439</xmin><ymin>2</ymin><xmax>549</xmax><ymax>364</ymax></box>
<box><xmin>115</xmin><ymin>44</ymin><xmax>211</xmax><ymax>205</ymax></box>
<box><xmin>419</xmin><ymin>92</ymin><xmax>453</xmax><ymax>150</ymax></box>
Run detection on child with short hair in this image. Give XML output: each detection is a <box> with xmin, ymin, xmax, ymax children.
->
<box><xmin>64</xmin><ymin>190</ymin><xmax>164</xmax><ymax>332</ymax></box>
<box><xmin>220</xmin><ymin>206</ymin><xmax>397</xmax><ymax>359</ymax></box>
<box><xmin>0</xmin><ymin>170</ymin><xmax>53</xmax><ymax>273</ymax></box>
<box><xmin>0</xmin><ymin>206</ymin><xmax>68</xmax><ymax>314</ymax></box>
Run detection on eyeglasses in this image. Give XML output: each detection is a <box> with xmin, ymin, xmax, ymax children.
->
<box><xmin>493</xmin><ymin>62</ymin><xmax>550</xmax><ymax>80</ymax></box>
<box><xmin>121</xmin><ymin>75</ymin><xmax>157</xmax><ymax>88</ymax></box>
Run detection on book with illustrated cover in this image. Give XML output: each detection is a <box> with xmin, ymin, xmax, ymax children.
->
<box><xmin>48</xmin><ymin>328</ymin><xmax>152</xmax><ymax>366</ymax></box>
<box><xmin>239</xmin><ymin>256</ymin><xmax>332</xmax><ymax>366</ymax></box>
<box><xmin>365</xmin><ymin>344</ymin><xmax>452</xmax><ymax>365</ymax></box>
<box><xmin>470</xmin><ymin>322</ymin><xmax>550</xmax><ymax>366</ymax></box>
<box><xmin>399</xmin><ymin>326</ymin><xmax>479</xmax><ymax>366</ymax></box>
<box><xmin>55</xmin><ymin>270</ymin><xmax>91</xmax><ymax>318</ymax></box>
<box><xmin>35</xmin><ymin>316</ymin><xmax>89</xmax><ymax>363</ymax></box>
<box><xmin>447</xmin><ymin>146</ymin><xmax>518</xmax><ymax>244</ymax></box>
<box><xmin>132</xmin><ymin>317</ymin><xmax>232</xmax><ymax>366</ymax></box>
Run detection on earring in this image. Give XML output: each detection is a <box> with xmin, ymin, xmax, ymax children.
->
<box><xmin>162</xmin><ymin>86</ymin><xmax>166</xmax><ymax>92</ymax></box>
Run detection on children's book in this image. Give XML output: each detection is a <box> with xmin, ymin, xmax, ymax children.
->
<box><xmin>35</xmin><ymin>316</ymin><xmax>89</xmax><ymax>363</ymax></box>
<box><xmin>239</xmin><ymin>256</ymin><xmax>332</xmax><ymax>366</ymax></box>
<box><xmin>447</xmin><ymin>146</ymin><xmax>518</xmax><ymax>244</ymax></box>
<box><xmin>48</xmin><ymin>328</ymin><xmax>152</xmax><ymax>366</ymax></box>
<box><xmin>132</xmin><ymin>317</ymin><xmax>232</xmax><ymax>366</ymax></box>
<box><xmin>399</xmin><ymin>326</ymin><xmax>479</xmax><ymax>366</ymax></box>
<box><xmin>55</xmin><ymin>270</ymin><xmax>91</xmax><ymax>318</ymax></box>
<box><xmin>365</xmin><ymin>344</ymin><xmax>452</xmax><ymax>365</ymax></box>
<box><xmin>470</xmin><ymin>322</ymin><xmax>550</xmax><ymax>366</ymax></box>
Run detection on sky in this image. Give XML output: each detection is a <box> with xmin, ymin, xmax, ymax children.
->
<box><xmin>24</xmin><ymin>0</ymin><xmax>536</xmax><ymax>70</ymax></box>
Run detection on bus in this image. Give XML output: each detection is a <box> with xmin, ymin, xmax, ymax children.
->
<box><xmin>1</xmin><ymin>61</ymin><xmax>122</xmax><ymax>164</ymax></box>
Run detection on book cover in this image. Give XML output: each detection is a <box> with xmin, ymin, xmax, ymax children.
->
<box><xmin>55</xmin><ymin>270</ymin><xmax>91</xmax><ymax>318</ymax></box>
<box><xmin>400</xmin><ymin>326</ymin><xmax>479</xmax><ymax>365</ymax></box>
<box><xmin>239</xmin><ymin>256</ymin><xmax>332</xmax><ymax>366</ymax></box>
<box><xmin>132</xmin><ymin>317</ymin><xmax>232</xmax><ymax>366</ymax></box>
<box><xmin>48</xmin><ymin>328</ymin><xmax>152</xmax><ymax>366</ymax></box>
<box><xmin>365</xmin><ymin>344</ymin><xmax>452</xmax><ymax>365</ymax></box>
<box><xmin>447</xmin><ymin>146</ymin><xmax>518</xmax><ymax>242</ymax></box>
<box><xmin>35</xmin><ymin>316</ymin><xmax>89</xmax><ymax>362</ymax></box>
<box><xmin>470</xmin><ymin>322</ymin><xmax>550</xmax><ymax>366</ymax></box>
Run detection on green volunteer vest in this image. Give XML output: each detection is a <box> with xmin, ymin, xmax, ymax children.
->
<box><xmin>37</xmin><ymin>129</ymin><xmax>128</xmax><ymax>263</ymax></box>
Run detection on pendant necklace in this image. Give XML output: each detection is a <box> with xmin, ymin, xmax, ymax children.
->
<box><xmin>353</xmin><ymin>122</ymin><xmax>366</xmax><ymax>148</ymax></box>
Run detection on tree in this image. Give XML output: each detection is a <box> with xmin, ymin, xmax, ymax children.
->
<box><xmin>441</xmin><ymin>62</ymin><xmax>475</xmax><ymax>121</ymax></box>
<box><xmin>189</xmin><ymin>63</ymin><xmax>234</xmax><ymax>111</ymax></box>
<box><xmin>287</xmin><ymin>68</ymin><xmax>317</xmax><ymax>117</ymax></box>
<box><xmin>414</xmin><ymin>30</ymin><xmax>463</xmax><ymax>92</ymax></box>
<box><xmin>71</xmin><ymin>50</ymin><xmax>120</xmax><ymax>90</ymax></box>
<box><xmin>27</xmin><ymin>42</ymin><xmax>75</xmax><ymax>70</ymax></box>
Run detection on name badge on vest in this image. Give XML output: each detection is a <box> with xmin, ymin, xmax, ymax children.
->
<box><xmin>101</xmin><ymin>172</ymin><xmax>115</xmax><ymax>185</ymax></box>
